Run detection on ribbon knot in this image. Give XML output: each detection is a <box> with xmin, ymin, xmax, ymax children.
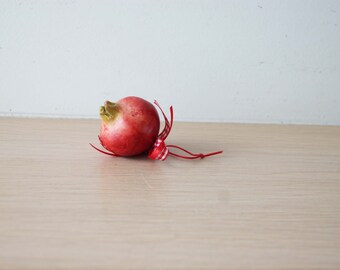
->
<box><xmin>148</xmin><ymin>138</ymin><xmax>169</xmax><ymax>161</ymax></box>
<box><xmin>197</xmin><ymin>153</ymin><xmax>205</xmax><ymax>159</ymax></box>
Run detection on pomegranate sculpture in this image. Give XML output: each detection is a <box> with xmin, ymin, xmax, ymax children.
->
<box><xmin>90</xmin><ymin>96</ymin><xmax>222</xmax><ymax>160</ymax></box>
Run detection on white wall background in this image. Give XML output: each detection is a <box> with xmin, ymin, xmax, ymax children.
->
<box><xmin>1</xmin><ymin>0</ymin><xmax>339</xmax><ymax>124</ymax></box>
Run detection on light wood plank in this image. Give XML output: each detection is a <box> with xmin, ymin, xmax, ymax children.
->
<box><xmin>1</xmin><ymin>117</ymin><xmax>340</xmax><ymax>269</ymax></box>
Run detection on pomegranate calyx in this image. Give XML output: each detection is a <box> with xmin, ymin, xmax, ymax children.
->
<box><xmin>99</xmin><ymin>100</ymin><xmax>119</xmax><ymax>123</ymax></box>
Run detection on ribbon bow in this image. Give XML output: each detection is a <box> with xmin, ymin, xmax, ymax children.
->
<box><xmin>147</xmin><ymin>101</ymin><xmax>223</xmax><ymax>161</ymax></box>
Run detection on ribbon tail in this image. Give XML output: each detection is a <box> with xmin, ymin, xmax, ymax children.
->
<box><xmin>154</xmin><ymin>100</ymin><xmax>173</xmax><ymax>140</ymax></box>
<box><xmin>167</xmin><ymin>144</ymin><xmax>223</xmax><ymax>160</ymax></box>
<box><xmin>89</xmin><ymin>143</ymin><xmax>119</xmax><ymax>157</ymax></box>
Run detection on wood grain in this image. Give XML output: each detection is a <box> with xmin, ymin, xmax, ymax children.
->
<box><xmin>0</xmin><ymin>117</ymin><xmax>340</xmax><ymax>269</ymax></box>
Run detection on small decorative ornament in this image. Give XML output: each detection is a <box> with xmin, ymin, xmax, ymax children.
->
<box><xmin>90</xmin><ymin>96</ymin><xmax>223</xmax><ymax>160</ymax></box>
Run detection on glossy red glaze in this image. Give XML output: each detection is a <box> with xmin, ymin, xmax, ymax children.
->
<box><xmin>98</xmin><ymin>96</ymin><xmax>160</xmax><ymax>156</ymax></box>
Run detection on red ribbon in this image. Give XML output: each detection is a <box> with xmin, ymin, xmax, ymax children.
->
<box><xmin>147</xmin><ymin>101</ymin><xmax>223</xmax><ymax>161</ymax></box>
<box><xmin>90</xmin><ymin>136</ymin><xmax>120</xmax><ymax>157</ymax></box>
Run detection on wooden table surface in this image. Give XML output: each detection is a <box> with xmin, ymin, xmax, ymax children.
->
<box><xmin>0</xmin><ymin>117</ymin><xmax>340</xmax><ymax>269</ymax></box>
